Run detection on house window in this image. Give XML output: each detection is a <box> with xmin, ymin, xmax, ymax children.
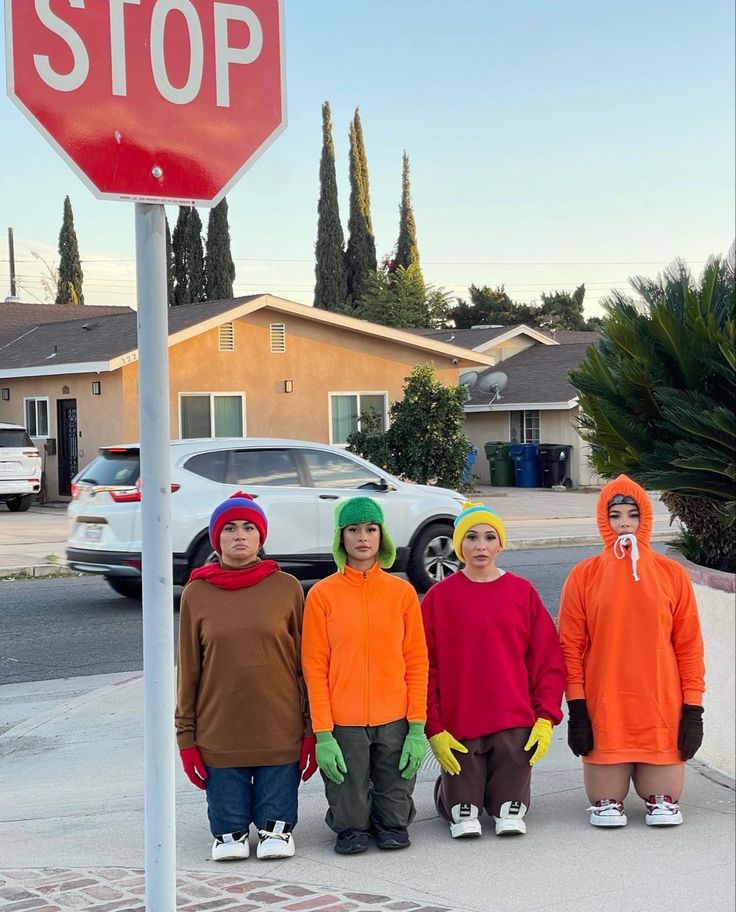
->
<box><xmin>24</xmin><ymin>397</ymin><xmax>50</xmax><ymax>437</ymax></box>
<box><xmin>180</xmin><ymin>393</ymin><xmax>244</xmax><ymax>439</ymax></box>
<box><xmin>269</xmin><ymin>323</ymin><xmax>286</xmax><ymax>353</ymax></box>
<box><xmin>329</xmin><ymin>393</ymin><xmax>387</xmax><ymax>446</ymax></box>
<box><xmin>218</xmin><ymin>322</ymin><xmax>235</xmax><ymax>351</ymax></box>
<box><xmin>510</xmin><ymin>410</ymin><xmax>540</xmax><ymax>444</ymax></box>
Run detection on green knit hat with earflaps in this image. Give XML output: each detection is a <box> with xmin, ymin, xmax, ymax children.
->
<box><xmin>332</xmin><ymin>496</ymin><xmax>396</xmax><ymax>573</ymax></box>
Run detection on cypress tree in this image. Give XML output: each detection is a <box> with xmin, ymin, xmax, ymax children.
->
<box><xmin>314</xmin><ymin>101</ymin><xmax>348</xmax><ymax>311</ymax></box>
<box><xmin>345</xmin><ymin>108</ymin><xmax>376</xmax><ymax>305</ymax></box>
<box><xmin>55</xmin><ymin>195</ymin><xmax>84</xmax><ymax>306</ymax></box>
<box><xmin>205</xmin><ymin>197</ymin><xmax>236</xmax><ymax>301</ymax></box>
<box><xmin>172</xmin><ymin>206</ymin><xmax>191</xmax><ymax>307</ymax></box>
<box><xmin>187</xmin><ymin>207</ymin><xmax>206</xmax><ymax>303</ymax></box>
<box><xmin>165</xmin><ymin>213</ymin><xmax>175</xmax><ymax>307</ymax></box>
<box><xmin>394</xmin><ymin>151</ymin><xmax>422</xmax><ymax>277</ymax></box>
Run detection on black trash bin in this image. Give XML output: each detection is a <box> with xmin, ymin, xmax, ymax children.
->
<box><xmin>538</xmin><ymin>444</ymin><xmax>573</xmax><ymax>487</ymax></box>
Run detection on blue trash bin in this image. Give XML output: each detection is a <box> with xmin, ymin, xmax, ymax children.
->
<box><xmin>509</xmin><ymin>443</ymin><xmax>540</xmax><ymax>487</ymax></box>
<box><xmin>462</xmin><ymin>445</ymin><xmax>478</xmax><ymax>484</ymax></box>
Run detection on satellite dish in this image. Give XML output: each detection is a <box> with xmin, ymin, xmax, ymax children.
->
<box><xmin>476</xmin><ymin>370</ymin><xmax>508</xmax><ymax>402</ymax></box>
<box><xmin>459</xmin><ymin>370</ymin><xmax>479</xmax><ymax>388</ymax></box>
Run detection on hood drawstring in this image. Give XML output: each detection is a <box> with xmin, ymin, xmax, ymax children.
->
<box><xmin>614</xmin><ymin>533</ymin><xmax>640</xmax><ymax>582</ymax></box>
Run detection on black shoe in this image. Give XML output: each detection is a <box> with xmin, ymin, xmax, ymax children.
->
<box><xmin>372</xmin><ymin>822</ymin><xmax>411</xmax><ymax>850</ymax></box>
<box><xmin>334</xmin><ymin>828</ymin><xmax>372</xmax><ymax>855</ymax></box>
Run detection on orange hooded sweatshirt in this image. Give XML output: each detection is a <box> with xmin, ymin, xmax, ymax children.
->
<box><xmin>558</xmin><ymin>475</ymin><xmax>705</xmax><ymax>765</ymax></box>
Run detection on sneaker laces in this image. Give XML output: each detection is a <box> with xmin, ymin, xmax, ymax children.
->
<box><xmin>587</xmin><ymin>800</ymin><xmax>624</xmax><ymax>814</ymax></box>
<box><xmin>614</xmin><ymin>533</ymin><xmax>640</xmax><ymax>581</ymax></box>
<box><xmin>257</xmin><ymin>829</ymin><xmax>291</xmax><ymax>842</ymax></box>
<box><xmin>647</xmin><ymin>795</ymin><xmax>679</xmax><ymax>812</ymax></box>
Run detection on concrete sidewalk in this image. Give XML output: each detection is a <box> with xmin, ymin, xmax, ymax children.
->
<box><xmin>0</xmin><ymin>674</ymin><xmax>733</xmax><ymax>912</ymax></box>
<box><xmin>0</xmin><ymin>488</ymin><xmax>677</xmax><ymax>578</ymax></box>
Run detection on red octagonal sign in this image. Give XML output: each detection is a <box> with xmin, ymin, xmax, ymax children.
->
<box><xmin>5</xmin><ymin>0</ymin><xmax>285</xmax><ymax>206</ymax></box>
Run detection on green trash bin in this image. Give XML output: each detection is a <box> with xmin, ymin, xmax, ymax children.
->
<box><xmin>492</xmin><ymin>443</ymin><xmax>515</xmax><ymax>487</ymax></box>
<box><xmin>483</xmin><ymin>441</ymin><xmax>505</xmax><ymax>485</ymax></box>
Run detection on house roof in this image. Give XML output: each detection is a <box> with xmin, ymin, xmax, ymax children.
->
<box><xmin>412</xmin><ymin>323</ymin><xmax>557</xmax><ymax>351</ymax></box>
<box><xmin>464</xmin><ymin>341</ymin><xmax>597</xmax><ymax>410</ymax></box>
<box><xmin>538</xmin><ymin>329</ymin><xmax>603</xmax><ymax>345</ymax></box>
<box><xmin>0</xmin><ymin>301</ymin><xmax>134</xmax><ymax>347</ymax></box>
<box><xmin>0</xmin><ymin>294</ymin><xmax>494</xmax><ymax>378</ymax></box>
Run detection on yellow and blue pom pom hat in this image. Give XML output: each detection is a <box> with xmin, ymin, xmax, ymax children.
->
<box><xmin>452</xmin><ymin>501</ymin><xmax>506</xmax><ymax>561</ymax></box>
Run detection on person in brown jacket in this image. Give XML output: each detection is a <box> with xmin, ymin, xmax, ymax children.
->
<box><xmin>175</xmin><ymin>492</ymin><xmax>316</xmax><ymax>862</ymax></box>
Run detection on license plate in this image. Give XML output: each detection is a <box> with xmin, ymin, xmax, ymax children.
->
<box><xmin>85</xmin><ymin>524</ymin><xmax>103</xmax><ymax>542</ymax></box>
<box><xmin>0</xmin><ymin>462</ymin><xmax>20</xmax><ymax>473</ymax></box>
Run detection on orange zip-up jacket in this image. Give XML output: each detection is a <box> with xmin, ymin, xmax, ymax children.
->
<box><xmin>558</xmin><ymin>475</ymin><xmax>705</xmax><ymax>765</ymax></box>
<box><xmin>302</xmin><ymin>563</ymin><xmax>429</xmax><ymax>733</ymax></box>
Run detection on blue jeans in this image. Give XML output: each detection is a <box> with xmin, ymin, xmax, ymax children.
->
<box><xmin>205</xmin><ymin>762</ymin><xmax>300</xmax><ymax>837</ymax></box>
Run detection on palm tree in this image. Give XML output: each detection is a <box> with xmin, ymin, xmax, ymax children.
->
<box><xmin>570</xmin><ymin>247</ymin><xmax>735</xmax><ymax>572</ymax></box>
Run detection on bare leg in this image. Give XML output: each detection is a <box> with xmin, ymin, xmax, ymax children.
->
<box><xmin>632</xmin><ymin>763</ymin><xmax>685</xmax><ymax>801</ymax></box>
<box><xmin>583</xmin><ymin>763</ymin><xmax>633</xmax><ymax>803</ymax></box>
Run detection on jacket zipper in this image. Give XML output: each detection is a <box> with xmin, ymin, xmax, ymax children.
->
<box><xmin>363</xmin><ymin>570</ymin><xmax>371</xmax><ymax>725</ymax></box>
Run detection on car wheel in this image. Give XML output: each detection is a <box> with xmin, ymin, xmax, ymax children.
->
<box><xmin>407</xmin><ymin>523</ymin><xmax>460</xmax><ymax>593</ymax></box>
<box><xmin>104</xmin><ymin>576</ymin><xmax>142</xmax><ymax>599</ymax></box>
<box><xmin>6</xmin><ymin>495</ymin><xmax>32</xmax><ymax>512</ymax></box>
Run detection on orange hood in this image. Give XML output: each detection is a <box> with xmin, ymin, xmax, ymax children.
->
<box><xmin>597</xmin><ymin>474</ymin><xmax>653</xmax><ymax>549</ymax></box>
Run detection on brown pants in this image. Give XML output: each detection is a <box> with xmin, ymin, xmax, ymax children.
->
<box><xmin>434</xmin><ymin>727</ymin><xmax>532</xmax><ymax>820</ymax></box>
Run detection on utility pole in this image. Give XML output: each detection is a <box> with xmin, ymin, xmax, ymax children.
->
<box><xmin>7</xmin><ymin>227</ymin><xmax>18</xmax><ymax>299</ymax></box>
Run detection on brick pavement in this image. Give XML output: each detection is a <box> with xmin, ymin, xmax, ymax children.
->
<box><xmin>0</xmin><ymin>869</ymin><xmax>455</xmax><ymax>912</ymax></box>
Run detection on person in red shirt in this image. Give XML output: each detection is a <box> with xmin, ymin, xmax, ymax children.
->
<box><xmin>422</xmin><ymin>503</ymin><xmax>565</xmax><ymax>839</ymax></box>
<box><xmin>558</xmin><ymin>476</ymin><xmax>705</xmax><ymax>828</ymax></box>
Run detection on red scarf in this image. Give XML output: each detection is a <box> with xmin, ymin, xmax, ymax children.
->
<box><xmin>188</xmin><ymin>559</ymin><xmax>280</xmax><ymax>590</ymax></box>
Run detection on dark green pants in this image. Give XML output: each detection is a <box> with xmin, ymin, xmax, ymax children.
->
<box><xmin>323</xmin><ymin>719</ymin><xmax>417</xmax><ymax>833</ymax></box>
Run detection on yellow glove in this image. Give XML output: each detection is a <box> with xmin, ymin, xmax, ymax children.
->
<box><xmin>428</xmin><ymin>730</ymin><xmax>468</xmax><ymax>775</ymax></box>
<box><xmin>524</xmin><ymin>718</ymin><xmax>553</xmax><ymax>766</ymax></box>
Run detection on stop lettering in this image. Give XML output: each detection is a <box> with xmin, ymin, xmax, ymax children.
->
<box><xmin>5</xmin><ymin>0</ymin><xmax>285</xmax><ymax>205</ymax></box>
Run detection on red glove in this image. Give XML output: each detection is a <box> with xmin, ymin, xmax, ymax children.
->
<box><xmin>299</xmin><ymin>736</ymin><xmax>318</xmax><ymax>782</ymax></box>
<box><xmin>179</xmin><ymin>746</ymin><xmax>207</xmax><ymax>790</ymax></box>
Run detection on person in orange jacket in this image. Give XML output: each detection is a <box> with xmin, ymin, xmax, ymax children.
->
<box><xmin>302</xmin><ymin>497</ymin><xmax>429</xmax><ymax>855</ymax></box>
<box><xmin>558</xmin><ymin>475</ymin><xmax>706</xmax><ymax>828</ymax></box>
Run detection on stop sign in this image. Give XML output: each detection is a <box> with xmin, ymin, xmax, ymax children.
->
<box><xmin>5</xmin><ymin>0</ymin><xmax>285</xmax><ymax>205</ymax></box>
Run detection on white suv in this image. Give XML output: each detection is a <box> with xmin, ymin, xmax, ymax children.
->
<box><xmin>66</xmin><ymin>437</ymin><xmax>465</xmax><ymax>598</ymax></box>
<box><xmin>0</xmin><ymin>423</ymin><xmax>42</xmax><ymax>512</ymax></box>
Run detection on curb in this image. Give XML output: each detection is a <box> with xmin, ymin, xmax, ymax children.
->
<box><xmin>0</xmin><ymin>564</ymin><xmax>81</xmax><ymax>580</ymax></box>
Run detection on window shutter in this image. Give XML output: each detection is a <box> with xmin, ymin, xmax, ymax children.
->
<box><xmin>218</xmin><ymin>322</ymin><xmax>235</xmax><ymax>351</ymax></box>
<box><xmin>269</xmin><ymin>323</ymin><xmax>286</xmax><ymax>353</ymax></box>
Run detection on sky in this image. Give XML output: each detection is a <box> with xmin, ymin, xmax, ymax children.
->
<box><xmin>1</xmin><ymin>0</ymin><xmax>734</xmax><ymax>318</ymax></box>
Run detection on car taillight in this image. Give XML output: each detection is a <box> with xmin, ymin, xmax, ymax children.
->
<box><xmin>71</xmin><ymin>483</ymin><xmax>79</xmax><ymax>500</ymax></box>
<box><xmin>23</xmin><ymin>450</ymin><xmax>39</xmax><ymax>457</ymax></box>
<box><xmin>110</xmin><ymin>486</ymin><xmax>142</xmax><ymax>503</ymax></box>
<box><xmin>109</xmin><ymin>480</ymin><xmax>180</xmax><ymax>502</ymax></box>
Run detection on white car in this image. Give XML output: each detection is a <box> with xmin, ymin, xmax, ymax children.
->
<box><xmin>66</xmin><ymin>437</ymin><xmax>465</xmax><ymax>598</ymax></box>
<box><xmin>0</xmin><ymin>422</ymin><xmax>42</xmax><ymax>512</ymax></box>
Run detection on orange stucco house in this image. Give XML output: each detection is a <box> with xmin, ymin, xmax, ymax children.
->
<box><xmin>0</xmin><ymin>296</ymin><xmax>492</xmax><ymax>498</ymax></box>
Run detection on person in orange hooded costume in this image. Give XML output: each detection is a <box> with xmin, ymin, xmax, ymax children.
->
<box><xmin>558</xmin><ymin>475</ymin><xmax>705</xmax><ymax>829</ymax></box>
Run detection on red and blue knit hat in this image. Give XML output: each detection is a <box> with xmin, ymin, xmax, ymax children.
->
<box><xmin>209</xmin><ymin>491</ymin><xmax>268</xmax><ymax>554</ymax></box>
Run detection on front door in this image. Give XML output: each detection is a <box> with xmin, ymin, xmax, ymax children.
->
<box><xmin>57</xmin><ymin>398</ymin><xmax>78</xmax><ymax>496</ymax></box>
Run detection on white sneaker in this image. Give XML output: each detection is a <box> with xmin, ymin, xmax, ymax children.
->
<box><xmin>494</xmin><ymin>800</ymin><xmax>527</xmax><ymax>835</ymax></box>
<box><xmin>645</xmin><ymin>794</ymin><xmax>683</xmax><ymax>826</ymax></box>
<box><xmin>449</xmin><ymin>803</ymin><xmax>482</xmax><ymax>838</ymax></box>
<box><xmin>256</xmin><ymin>820</ymin><xmax>295</xmax><ymax>859</ymax></box>
<box><xmin>211</xmin><ymin>831</ymin><xmax>249</xmax><ymax>861</ymax></box>
<box><xmin>588</xmin><ymin>799</ymin><xmax>627</xmax><ymax>827</ymax></box>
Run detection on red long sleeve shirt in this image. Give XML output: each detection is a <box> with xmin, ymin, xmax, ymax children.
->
<box><xmin>422</xmin><ymin>570</ymin><xmax>565</xmax><ymax>740</ymax></box>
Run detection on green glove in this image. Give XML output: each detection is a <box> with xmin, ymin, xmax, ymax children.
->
<box><xmin>315</xmin><ymin>731</ymin><xmax>348</xmax><ymax>784</ymax></box>
<box><xmin>524</xmin><ymin>718</ymin><xmax>553</xmax><ymax>766</ymax></box>
<box><xmin>398</xmin><ymin>722</ymin><xmax>426</xmax><ymax>780</ymax></box>
<box><xmin>429</xmin><ymin>730</ymin><xmax>468</xmax><ymax>775</ymax></box>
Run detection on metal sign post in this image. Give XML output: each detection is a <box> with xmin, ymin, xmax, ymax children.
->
<box><xmin>134</xmin><ymin>202</ymin><xmax>176</xmax><ymax>912</ymax></box>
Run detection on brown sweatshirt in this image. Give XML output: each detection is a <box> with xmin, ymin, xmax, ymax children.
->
<box><xmin>175</xmin><ymin>570</ymin><xmax>311</xmax><ymax>767</ymax></box>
